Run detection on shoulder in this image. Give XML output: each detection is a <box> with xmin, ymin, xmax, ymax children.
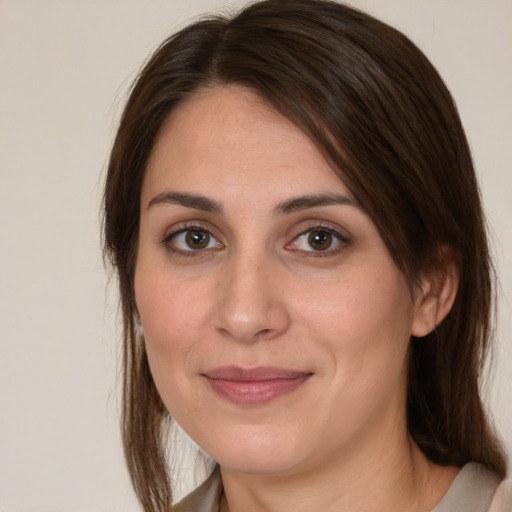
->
<box><xmin>488</xmin><ymin>476</ymin><xmax>512</xmax><ymax>512</ymax></box>
<box><xmin>171</xmin><ymin>463</ymin><xmax>512</xmax><ymax>512</ymax></box>
<box><xmin>172</xmin><ymin>467</ymin><xmax>223</xmax><ymax>512</ymax></box>
<box><xmin>432</xmin><ymin>463</ymin><xmax>502</xmax><ymax>512</ymax></box>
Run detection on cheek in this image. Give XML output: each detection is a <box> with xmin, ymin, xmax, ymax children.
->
<box><xmin>303</xmin><ymin>276</ymin><xmax>412</xmax><ymax>338</ymax></box>
<box><xmin>134</xmin><ymin>270</ymin><xmax>210</xmax><ymax>423</ymax></box>
<box><xmin>297</xmin><ymin>264</ymin><xmax>414</xmax><ymax>388</ymax></box>
<box><xmin>135</xmin><ymin>258</ymin><xmax>210</xmax><ymax>342</ymax></box>
<box><xmin>298</xmin><ymin>270</ymin><xmax>414</xmax><ymax>438</ymax></box>
<box><xmin>133</xmin><ymin>262</ymin><xmax>213</xmax><ymax>397</ymax></box>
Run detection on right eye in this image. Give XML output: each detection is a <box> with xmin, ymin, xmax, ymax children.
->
<box><xmin>165</xmin><ymin>227</ymin><xmax>222</xmax><ymax>253</ymax></box>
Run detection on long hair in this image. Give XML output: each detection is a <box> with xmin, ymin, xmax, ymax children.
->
<box><xmin>103</xmin><ymin>1</ymin><xmax>507</xmax><ymax>510</ymax></box>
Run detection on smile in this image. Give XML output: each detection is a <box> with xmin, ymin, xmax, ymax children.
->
<box><xmin>202</xmin><ymin>366</ymin><xmax>313</xmax><ymax>406</ymax></box>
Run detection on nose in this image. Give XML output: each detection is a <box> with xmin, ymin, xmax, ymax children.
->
<box><xmin>213</xmin><ymin>250</ymin><xmax>291</xmax><ymax>343</ymax></box>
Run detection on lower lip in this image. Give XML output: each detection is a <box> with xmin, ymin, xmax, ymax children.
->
<box><xmin>205</xmin><ymin>375</ymin><xmax>311</xmax><ymax>405</ymax></box>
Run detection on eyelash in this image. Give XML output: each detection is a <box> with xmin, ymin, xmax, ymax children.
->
<box><xmin>286</xmin><ymin>224</ymin><xmax>348</xmax><ymax>257</ymax></box>
<box><xmin>162</xmin><ymin>223</ymin><xmax>222</xmax><ymax>257</ymax></box>
<box><xmin>161</xmin><ymin>222</ymin><xmax>349</xmax><ymax>257</ymax></box>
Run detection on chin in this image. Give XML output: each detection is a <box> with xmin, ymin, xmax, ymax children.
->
<box><xmin>199</xmin><ymin>423</ymin><xmax>312</xmax><ymax>475</ymax></box>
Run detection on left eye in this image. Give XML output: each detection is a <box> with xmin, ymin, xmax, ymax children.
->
<box><xmin>290</xmin><ymin>229</ymin><xmax>344</xmax><ymax>252</ymax></box>
<box><xmin>168</xmin><ymin>228</ymin><xmax>221</xmax><ymax>252</ymax></box>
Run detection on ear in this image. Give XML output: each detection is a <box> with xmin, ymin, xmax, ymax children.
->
<box><xmin>411</xmin><ymin>247</ymin><xmax>460</xmax><ymax>338</ymax></box>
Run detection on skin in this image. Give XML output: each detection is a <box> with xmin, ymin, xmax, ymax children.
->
<box><xmin>135</xmin><ymin>85</ymin><xmax>460</xmax><ymax>512</ymax></box>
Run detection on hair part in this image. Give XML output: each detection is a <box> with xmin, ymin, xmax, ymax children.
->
<box><xmin>103</xmin><ymin>1</ymin><xmax>507</xmax><ymax>510</ymax></box>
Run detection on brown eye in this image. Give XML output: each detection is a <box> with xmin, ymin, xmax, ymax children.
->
<box><xmin>307</xmin><ymin>230</ymin><xmax>333</xmax><ymax>251</ymax></box>
<box><xmin>166</xmin><ymin>228</ymin><xmax>221</xmax><ymax>253</ymax></box>
<box><xmin>288</xmin><ymin>227</ymin><xmax>346</xmax><ymax>255</ymax></box>
<box><xmin>185</xmin><ymin>230</ymin><xmax>210</xmax><ymax>249</ymax></box>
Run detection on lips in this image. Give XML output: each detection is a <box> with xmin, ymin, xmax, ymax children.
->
<box><xmin>202</xmin><ymin>366</ymin><xmax>312</xmax><ymax>405</ymax></box>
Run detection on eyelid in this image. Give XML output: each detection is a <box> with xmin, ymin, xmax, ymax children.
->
<box><xmin>288</xmin><ymin>219</ymin><xmax>349</xmax><ymax>241</ymax></box>
<box><xmin>161</xmin><ymin>221</ymin><xmax>224</xmax><ymax>255</ymax></box>
<box><xmin>285</xmin><ymin>221</ymin><xmax>350</xmax><ymax>255</ymax></box>
<box><xmin>159</xmin><ymin>219</ymin><xmax>349</xmax><ymax>257</ymax></box>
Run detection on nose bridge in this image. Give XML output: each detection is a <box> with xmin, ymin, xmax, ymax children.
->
<box><xmin>214</xmin><ymin>244</ymin><xmax>290</xmax><ymax>342</ymax></box>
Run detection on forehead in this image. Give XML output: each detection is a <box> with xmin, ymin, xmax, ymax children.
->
<box><xmin>142</xmin><ymin>85</ymin><xmax>352</xmax><ymax>208</ymax></box>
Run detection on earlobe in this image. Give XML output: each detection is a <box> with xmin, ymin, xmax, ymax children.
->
<box><xmin>411</xmin><ymin>250</ymin><xmax>460</xmax><ymax>338</ymax></box>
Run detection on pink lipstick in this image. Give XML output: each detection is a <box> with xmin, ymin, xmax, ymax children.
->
<box><xmin>203</xmin><ymin>366</ymin><xmax>312</xmax><ymax>405</ymax></box>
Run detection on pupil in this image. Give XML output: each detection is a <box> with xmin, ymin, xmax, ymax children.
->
<box><xmin>308</xmin><ymin>230</ymin><xmax>332</xmax><ymax>250</ymax></box>
<box><xmin>186</xmin><ymin>230</ymin><xmax>209</xmax><ymax>249</ymax></box>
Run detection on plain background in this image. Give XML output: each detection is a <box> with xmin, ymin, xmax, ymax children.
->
<box><xmin>0</xmin><ymin>1</ymin><xmax>511</xmax><ymax>510</ymax></box>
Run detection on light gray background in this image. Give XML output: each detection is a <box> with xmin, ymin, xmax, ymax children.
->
<box><xmin>0</xmin><ymin>1</ymin><xmax>510</xmax><ymax>510</ymax></box>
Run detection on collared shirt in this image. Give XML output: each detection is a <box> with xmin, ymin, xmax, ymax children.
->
<box><xmin>173</xmin><ymin>463</ymin><xmax>511</xmax><ymax>512</ymax></box>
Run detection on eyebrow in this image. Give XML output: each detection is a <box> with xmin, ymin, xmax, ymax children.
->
<box><xmin>147</xmin><ymin>191</ymin><xmax>224</xmax><ymax>214</ymax></box>
<box><xmin>147</xmin><ymin>191</ymin><xmax>359</xmax><ymax>215</ymax></box>
<box><xmin>273</xmin><ymin>193</ymin><xmax>360</xmax><ymax>215</ymax></box>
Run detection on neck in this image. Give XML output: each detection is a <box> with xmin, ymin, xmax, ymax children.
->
<box><xmin>219</xmin><ymin>422</ymin><xmax>458</xmax><ymax>512</ymax></box>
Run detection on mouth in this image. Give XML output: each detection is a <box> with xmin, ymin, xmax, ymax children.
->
<box><xmin>202</xmin><ymin>366</ymin><xmax>313</xmax><ymax>406</ymax></box>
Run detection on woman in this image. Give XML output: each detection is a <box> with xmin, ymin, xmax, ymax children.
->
<box><xmin>103</xmin><ymin>1</ymin><xmax>510</xmax><ymax>510</ymax></box>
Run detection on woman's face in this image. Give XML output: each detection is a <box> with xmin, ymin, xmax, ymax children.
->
<box><xmin>135</xmin><ymin>85</ymin><xmax>427</xmax><ymax>476</ymax></box>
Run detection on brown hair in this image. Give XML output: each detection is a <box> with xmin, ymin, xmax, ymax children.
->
<box><xmin>103</xmin><ymin>1</ymin><xmax>507</xmax><ymax>510</ymax></box>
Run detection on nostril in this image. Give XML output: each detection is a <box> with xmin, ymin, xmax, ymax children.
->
<box><xmin>257</xmin><ymin>328</ymin><xmax>273</xmax><ymax>339</ymax></box>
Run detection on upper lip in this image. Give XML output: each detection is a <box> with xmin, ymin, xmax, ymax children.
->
<box><xmin>203</xmin><ymin>366</ymin><xmax>312</xmax><ymax>381</ymax></box>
